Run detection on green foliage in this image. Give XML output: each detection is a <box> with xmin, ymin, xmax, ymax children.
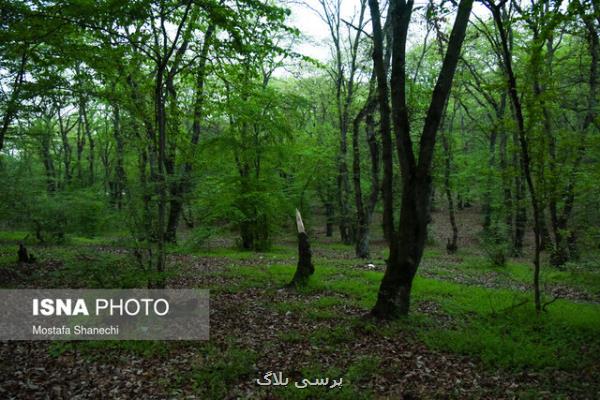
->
<box><xmin>480</xmin><ymin>229</ymin><xmax>509</xmax><ymax>268</ymax></box>
<box><xmin>190</xmin><ymin>344</ymin><xmax>258</xmax><ymax>399</ymax></box>
<box><xmin>422</xmin><ymin>300</ymin><xmax>600</xmax><ymax>371</ymax></box>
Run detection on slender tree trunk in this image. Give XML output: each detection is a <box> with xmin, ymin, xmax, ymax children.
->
<box><xmin>482</xmin><ymin>129</ymin><xmax>498</xmax><ymax>230</ymax></box>
<box><xmin>57</xmin><ymin>109</ymin><xmax>73</xmax><ymax>185</ymax></box>
<box><xmin>325</xmin><ymin>201</ymin><xmax>335</xmax><ymax>237</ymax></box>
<box><xmin>112</xmin><ymin>104</ymin><xmax>126</xmax><ymax>209</ymax></box>
<box><xmin>548</xmin><ymin>11</ymin><xmax>598</xmax><ymax>266</ymax></box>
<box><xmin>41</xmin><ymin>127</ymin><xmax>56</xmax><ymax>193</ymax></box>
<box><xmin>490</xmin><ymin>1</ymin><xmax>543</xmax><ymax>312</ymax></box>
<box><xmin>76</xmin><ymin>114</ymin><xmax>85</xmax><ymax>182</ymax></box>
<box><xmin>513</xmin><ymin>169</ymin><xmax>527</xmax><ymax>256</ymax></box>
<box><xmin>352</xmin><ymin>97</ymin><xmax>379</xmax><ymax>259</ymax></box>
<box><xmin>154</xmin><ymin>64</ymin><xmax>167</xmax><ymax>288</ymax></box>
<box><xmin>441</xmin><ymin>129</ymin><xmax>458</xmax><ymax>254</ymax></box>
<box><xmin>165</xmin><ymin>25</ymin><xmax>214</xmax><ymax>243</ymax></box>
<box><xmin>499</xmin><ymin>127</ymin><xmax>513</xmax><ymax>237</ymax></box>
<box><xmin>0</xmin><ymin>50</ymin><xmax>27</xmax><ymax>153</ymax></box>
<box><xmin>337</xmin><ymin>127</ymin><xmax>353</xmax><ymax>244</ymax></box>
<box><xmin>80</xmin><ymin>96</ymin><xmax>95</xmax><ymax>185</ymax></box>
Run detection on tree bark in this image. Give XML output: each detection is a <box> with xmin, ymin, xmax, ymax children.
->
<box><xmin>352</xmin><ymin>96</ymin><xmax>379</xmax><ymax>259</ymax></box>
<box><xmin>489</xmin><ymin>0</ymin><xmax>543</xmax><ymax>312</ymax></box>
<box><xmin>165</xmin><ymin>24</ymin><xmax>214</xmax><ymax>243</ymax></box>
<box><xmin>111</xmin><ymin>103</ymin><xmax>126</xmax><ymax>209</ymax></box>
<box><xmin>0</xmin><ymin>49</ymin><xmax>27</xmax><ymax>153</ymax></box>
<box><xmin>287</xmin><ymin>209</ymin><xmax>315</xmax><ymax>287</ymax></box>
<box><xmin>57</xmin><ymin>106</ymin><xmax>75</xmax><ymax>185</ymax></box>
<box><xmin>441</xmin><ymin>127</ymin><xmax>458</xmax><ymax>254</ymax></box>
<box><xmin>369</xmin><ymin>0</ymin><xmax>473</xmax><ymax>318</ymax></box>
<box><xmin>549</xmin><ymin>8</ymin><xmax>598</xmax><ymax>266</ymax></box>
<box><xmin>79</xmin><ymin>94</ymin><xmax>95</xmax><ymax>185</ymax></box>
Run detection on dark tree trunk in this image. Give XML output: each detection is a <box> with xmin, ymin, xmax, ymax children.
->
<box><xmin>325</xmin><ymin>201</ymin><xmax>334</xmax><ymax>237</ymax></box>
<box><xmin>512</xmin><ymin>165</ymin><xmax>527</xmax><ymax>256</ymax></box>
<box><xmin>112</xmin><ymin>103</ymin><xmax>126</xmax><ymax>209</ymax></box>
<box><xmin>352</xmin><ymin>95</ymin><xmax>379</xmax><ymax>259</ymax></box>
<box><xmin>326</xmin><ymin>0</ymin><xmax>366</xmax><ymax>247</ymax></box>
<box><xmin>373</xmin><ymin>181</ymin><xmax>430</xmax><ymax>316</ymax></box>
<box><xmin>539</xmin><ymin>210</ymin><xmax>551</xmax><ymax>251</ymax></box>
<box><xmin>80</xmin><ymin>96</ymin><xmax>95</xmax><ymax>185</ymax></box>
<box><xmin>76</xmin><ymin>115</ymin><xmax>85</xmax><ymax>182</ymax></box>
<box><xmin>490</xmin><ymin>1</ymin><xmax>543</xmax><ymax>312</ymax></box>
<box><xmin>165</xmin><ymin>25</ymin><xmax>214</xmax><ymax>243</ymax></box>
<box><xmin>0</xmin><ymin>50</ymin><xmax>27</xmax><ymax>153</ymax></box>
<box><xmin>368</xmin><ymin>0</ymin><xmax>473</xmax><ymax>318</ymax></box>
<box><xmin>337</xmin><ymin>141</ymin><xmax>353</xmax><ymax>245</ymax></box>
<box><xmin>499</xmin><ymin>122</ymin><xmax>513</xmax><ymax>237</ymax></box>
<box><xmin>367</xmin><ymin>0</ymin><xmax>394</xmax><ymax>248</ymax></box>
<box><xmin>41</xmin><ymin>122</ymin><xmax>56</xmax><ymax>192</ymax></box>
<box><xmin>154</xmin><ymin>64</ymin><xmax>168</xmax><ymax>288</ymax></box>
<box><xmin>57</xmin><ymin>109</ymin><xmax>74</xmax><ymax>185</ymax></box>
<box><xmin>482</xmin><ymin>127</ymin><xmax>498</xmax><ymax>231</ymax></box>
<box><xmin>441</xmin><ymin>130</ymin><xmax>458</xmax><ymax>254</ymax></box>
<box><xmin>18</xmin><ymin>243</ymin><xmax>35</xmax><ymax>264</ymax></box>
<box><xmin>548</xmin><ymin>9</ymin><xmax>598</xmax><ymax>266</ymax></box>
<box><xmin>99</xmin><ymin>139</ymin><xmax>111</xmax><ymax>194</ymax></box>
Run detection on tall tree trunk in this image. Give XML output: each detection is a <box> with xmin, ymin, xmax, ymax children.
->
<box><xmin>325</xmin><ymin>200</ymin><xmax>335</xmax><ymax>237</ymax></box>
<box><xmin>337</xmin><ymin>143</ymin><xmax>353</xmax><ymax>244</ymax></box>
<box><xmin>482</xmin><ymin>126</ymin><xmax>498</xmax><ymax>231</ymax></box>
<box><xmin>154</xmin><ymin>64</ymin><xmax>168</xmax><ymax>288</ymax></box>
<box><xmin>165</xmin><ymin>25</ymin><xmax>214</xmax><ymax>243</ymax></box>
<box><xmin>76</xmin><ymin>114</ymin><xmax>85</xmax><ymax>181</ymax></box>
<box><xmin>41</xmin><ymin>125</ymin><xmax>56</xmax><ymax>193</ymax></box>
<box><xmin>112</xmin><ymin>103</ymin><xmax>126</xmax><ymax>209</ymax></box>
<box><xmin>57</xmin><ymin>108</ymin><xmax>73</xmax><ymax>185</ymax></box>
<box><xmin>549</xmin><ymin>9</ymin><xmax>598</xmax><ymax>266</ymax></box>
<box><xmin>0</xmin><ymin>49</ymin><xmax>27</xmax><ymax>153</ymax></box>
<box><xmin>441</xmin><ymin>128</ymin><xmax>458</xmax><ymax>254</ymax></box>
<box><xmin>499</xmin><ymin>127</ymin><xmax>513</xmax><ymax>238</ymax></box>
<box><xmin>490</xmin><ymin>1</ymin><xmax>543</xmax><ymax>312</ymax></box>
<box><xmin>352</xmin><ymin>97</ymin><xmax>379</xmax><ymax>259</ymax></box>
<box><xmin>319</xmin><ymin>0</ymin><xmax>366</xmax><ymax>246</ymax></box>
<box><xmin>79</xmin><ymin>95</ymin><xmax>95</xmax><ymax>185</ymax></box>
<box><xmin>513</xmin><ymin>167</ymin><xmax>527</xmax><ymax>256</ymax></box>
<box><xmin>369</xmin><ymin>0</ymin><xmax>473</xmax><ymax>317</ymax></box>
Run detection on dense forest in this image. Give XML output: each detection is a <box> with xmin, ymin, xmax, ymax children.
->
<box><xmin>1</xmin><ymin>0</ymin><xmax>599</xmax><ymax>398</ymax></box>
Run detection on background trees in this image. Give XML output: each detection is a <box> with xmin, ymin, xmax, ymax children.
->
<box><xmin>1</xmin><ymin>0</ymin><xmax>599</xmax><ymax>314</ymax></box>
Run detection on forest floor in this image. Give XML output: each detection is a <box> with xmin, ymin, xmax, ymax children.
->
<box><xmin>0</xmin><ymin>207</ymin><xmax>599</xmax><ymax>399</ymax></box>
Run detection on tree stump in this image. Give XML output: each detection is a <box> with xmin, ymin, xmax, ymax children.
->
<box><xmin>286</xmin><ymin>209</ymin><xmax>314</xmax><ymax>288</ymax></box>
<box><xmin>17</xmin><ymin>243</ymin><xmax>36</xmax><ymax>264</ymax></box>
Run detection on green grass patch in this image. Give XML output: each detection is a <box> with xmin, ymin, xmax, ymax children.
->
<box><xmin>191</xmin><ymin>245</ymin><xmax>296</xmax><ymax>260</ymax></box>
<box><xmin>189</xmin><ymin>343</ymin><xmax>258</xmax><ymax>399</ymax></box>
<box><xmin>310</xmin><ymin>325</ymin><xmax>355</xmax><ymax>346</ymax></box>
<box><xmin>48</xmin><ymin>340</ymin><xmax>170</xmax><ymax>360</ymax></box>
<box><xmin>278</xmin><ymin>329</ymin><xmax>305</xmax><ymax>344</ymax></box>
<box><xmin>412</xmin><ymin>277</ymin><xmax>600</xmax><ymax>370</ymax></box>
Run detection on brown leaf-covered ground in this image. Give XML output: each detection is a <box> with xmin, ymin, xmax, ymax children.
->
<box><xmin>1</xmin><ymin>207</ymin><xmax>599</xmax><ymax>399</ymax></box>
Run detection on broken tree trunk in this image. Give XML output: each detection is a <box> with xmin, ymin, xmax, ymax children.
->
<box><xmin>287</xmin><ymin>209</ymin><xmax>314</xmax><ymax>288</ymax></box>
<box><xmin>17</xmin><ymin>243</ymin><xmax>36</xmax><ymax>264</ymax></box>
